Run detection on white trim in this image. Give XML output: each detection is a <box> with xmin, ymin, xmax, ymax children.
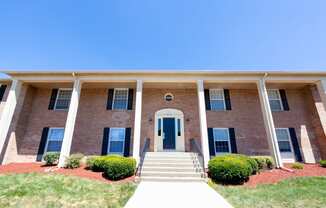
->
<box><xmin>209</xmin><ymin>89</ymin><xmax>226</xmax><ymax>111</ymax></box>
<box><xmin>213</xmin><ymin>128</ymin><xmax>231</xmax><ymax>155</ymax></box>
<box><xmin>267</xmin><ymin>89</ymin><xmax>284</xmax><ymax>111</ymax></box>
<box><xmin>154</xmin><ymin>108</ymin><xmax>185</xmax><ymax>152</ymax></box>
<box><xmin>112</xmin><ymin>88</ymin><xmax>129</xmax><ymax>110</ymax></box>
<box><xmin>54</xmin><ymin>88</ymin><xmax>73</xmax><ymax>111</ymax></box>
<box><xmin>107</xmin><ymin>128</ymin><xmax>126</xmax><ymax>155</ymax></box>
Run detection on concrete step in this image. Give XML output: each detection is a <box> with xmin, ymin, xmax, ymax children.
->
<box><xmin>142</xmin><ymin>166</ymin><xmax>200</xmax><ymax>172</ymax></box>
<box><xmin>140</xmin><ymin>176</ymin><xmax>205</xmax><ymax>182</ymax></box>
<box><xmin>145</xmin><ymin>153</ymin><xmax>197</xmax><ymax>159</ymax></box>
<box><xmin>143</xmin><ymin>158</ymin><xmax>197</xmax><ymax>163</ymax></box>
<box><xmin>141</xmin><ymin>171</ymin><xmax>202</xmax><ymax>177</ymax></box>
<box><xmin>142</xmin><ymin>162</ymin><xmax>197</xmax><ymax>168</ymax></box>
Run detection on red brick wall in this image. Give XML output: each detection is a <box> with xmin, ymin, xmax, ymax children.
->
<box><xmin>71</xmin><ymin>88</ymin><xmax>135</xmax><ymax>155</ymax></box>
<box><xmin>3</xmin><ymin>84</ymin><xmax>326</xmax><ymax>163</ymax></box>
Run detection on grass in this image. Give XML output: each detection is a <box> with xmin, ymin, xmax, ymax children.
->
<box><xmin>210</xmin><ymin>177</ymin><xmax>326</xmax><ymax>208</ymax></box>
<box><xmin>0</xmin><ymin>173</ymin><xmax>137</xmax><ymax>208</ymax></box>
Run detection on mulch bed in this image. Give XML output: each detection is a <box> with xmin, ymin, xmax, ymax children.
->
<box><xmin>244</xmin><ymin>163</ymin><xmax>326</xmax><ymax>187</ymax></box>
<box><xmin>0</xmin><ymin>162</ymin><xmax>134</xmax><ymax>184</ymax></box>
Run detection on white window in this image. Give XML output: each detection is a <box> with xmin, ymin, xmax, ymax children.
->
<box><xmin>54</xmin><ymin>89</ymin><xmax>72</xmax><ymax>110</ymax></box>
<box><xmin>213</xmin><ymin>128</ymin><xmax>230</xmax><ymax>155</ymax></box>
<box><xmin>112</xmin><ymin>88</ymin><xmax>129</xmax><ymax>110</ymax></box>
<box><xmin>45</xmin><ymin>128</ymin><xmax>64</xmax><ymax>153</ymax></box>
<box><xmin>108</xmin><ymin>128</ymin><xmax>126</xmax><ymax>155</ymax></box>
<box><xmin>275</xmin><ymin>128</ymin><xmax>292</xmax><ymax>153</ymax></box>
<box><xmin>209</xmin><ymin>89</ymin><xmax>225</xmax><ymax>111</ymax></box>
<box><xmin>267</xmin><ymin>89</ymin><xmax>283</xmax><ymax>111</ymax></box>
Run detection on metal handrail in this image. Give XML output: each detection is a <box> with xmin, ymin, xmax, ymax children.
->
<box><xmin>135</xmin><ymin>138</ymin><xmax>150</xmax><ymax>177</ymax></box>
<box><xmin>190</xmin><ymin>138</ymin><xmax>206</xmax><ymax>178</ymax></box>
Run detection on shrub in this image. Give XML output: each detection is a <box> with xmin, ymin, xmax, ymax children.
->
<box><xmin>247</xmin><ymin>157</ymin><xmax>259</xmax><ymax>174</ymax></box>
<box><xmin>65</xmin><ymin>153</ymin><xmax>84</xmax><ymax>169</ymax></box>
<box><xmin>291</xmin><ymin>163</ymin><xmax>304</xmax><ymax>169</ymax></box>
<box><xmin>86</xmin><ymin>156</ymin><xmax>99</xmax><ymax>170</ymax></box>
<box><xmin>90</xmin><ymin>155</ymin><xmax>121</xmax><ymax>172</ymax></box>
<box><xmin>103</xmin><ymin>156</ymin><xmax>136</xmax><ymax>181</ymax></box>
<box><xmin>43</xmin><ymin>152</ymin><xmax>60</xmax><ymax>166</ymax></box>
<box><xmin>320</xmin><ymin>160</ymin><xmax>326</xmax><ymax>168</ymax></box>
<box><xmin>208</xmin><ymin>154</ymin><xmax>252</xmax><ymax>185</ymax></box>
<box><xmin>251</xmin><ymin>156</ymin><xmax>274</xmax><ymax>170</ymax></box>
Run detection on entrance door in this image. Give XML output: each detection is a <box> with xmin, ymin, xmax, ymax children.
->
<box><xmin>163</xmin><ymin>118</ymin><xmax>176</xmax><ymax>150</ymax></box>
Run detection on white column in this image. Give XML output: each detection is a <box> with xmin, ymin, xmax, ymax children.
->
<box><xmin>0</xmin><ymin>80</ymin><xmax>22</xmax><ymax>155</ymax></box>
<box><xmin>316</xmin><ymin>79</ymin><xmax>326</xmax><ymax>110</ymax></box>
<box><xmin>132</xmin><ymin>80</ymin><xmax>143</xmax><ymax>163</ymax></box>
<box><xmin>257</xmin><ymin>79</ymin><xmax>283</xmax><ymax>168</ymax></box>
<box><xmin>197</xmin><ymin>80</ymin><xmax>210</xmax><ymax>168</ymax></box>
<box><xmin>58</xmin><ymin>79</ymin><xmax>82</xmax><ymax>167</ymax></box>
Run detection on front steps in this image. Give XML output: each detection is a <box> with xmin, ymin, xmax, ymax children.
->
<box><xmin>139</xmin><ymin>152</ymin><xmax>205</xmax><ymax>182</ymax></box>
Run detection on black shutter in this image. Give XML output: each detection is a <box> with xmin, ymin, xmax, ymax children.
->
<box><xmin>204</xmin><ymin>89</ymin><xmax>211</xmax><ymax>110</ymax></box>
<box><xmin>0</xmin><ymin>85</ymin><xmax>7</xmax><ymax>101</ymax></box>
<box><xmin>48</xmin><ymin>89</ymin><xmax>58</xmax><ymax>110</ymax></box>
<box><xmin>106</xmin><ymin>89</ymin><xmax>114</xmax><ymax>110</ymax></box>
<box><xmin>224</xmin><ymin>89</ymin><xmax>232</xmax><ymax>110</ymax></box>
<box><xmin>279</xmin><ymin>89</ymin><xmax>289</xmax><ymax>111</ymax></box>
<box><xmin>207</xmin><ymin>128</ymin><xmax>215</xmax><ymax>156</ymax></box>
<box><xmin>124</xmin><ymin>128</ymin><xmax>131</xmax><ymax>157</ymax></box>
<box><xmin>127</xmin><ymin>89</ymin><xmax>134</xmax><ymax>110</ymax></box>
<box><xmin>36</xmin><ymin>127</ymin><xmax>49</xmax><ymax>161</ymax></box>
<box><xmin>101</xmin><ymin>128</ymin><xmax>110</xmax><ymax>155</ymax></box>
<box><xmin>289</xmin><ymin>128</ymin><xmax>303</xmax><ymax>162</ymax></box>
<box><xmin>229</xmin><ymin>128</ymin><xmax>237</xmax><ymax>153</ymax></box>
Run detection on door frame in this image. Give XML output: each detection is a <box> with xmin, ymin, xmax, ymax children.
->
<box><xmin>154</xmin><ymin>108</ymin><xmax>185</xmax><ymax>152</ymax></box>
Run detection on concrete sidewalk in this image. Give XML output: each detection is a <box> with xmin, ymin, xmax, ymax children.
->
<box><xmin>124</xmin><ymin>182</ymin><xmax>233</xmax><ymax>208</ymax></box>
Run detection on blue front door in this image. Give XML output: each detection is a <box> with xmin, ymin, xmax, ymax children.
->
<box><xmin>163</xmin><ymin>118</ymin><xmax>176</xmax><ymax>150</ymax></box>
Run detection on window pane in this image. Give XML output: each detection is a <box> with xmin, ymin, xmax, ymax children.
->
<box><xmin>109</xmin><ymin>141</ymin><xmax>124</xmax><ymax>153</ymax></box>
<box><xmin>210</xmin><ymin>89</ymin><xmax>224</xmax><ymax>100</ymax></box>
<box><xmin>46</xmin><ymin>141</ymin><xmax>62</xmax><ymax>152</ymax></box>
<box><xmin>113</xmin><ymin>89</ymin><xmax>128</xmax><ymax>110</ymax></box>
<box><xmin>267</xmin><ymin>90</ymin><xmax>280</xmax><ymax>100</ymax></box>
<box><xmin>158</xmin><ymin>118</ymin><xmax>162</xmax><ymax>136</ymax></box>
<box><xmin>177</xmin><ymin>119</ymin><xmax>181</xmax><ymax>136</ymax></box>
<box><xmin>278</xmin><ymin>141</ymin><xmax>291</xmax><ymax>152</ymax></box>
<box><xmin>210</xmin><ymin>100</ymin><xmax>225</xmax><ymax>111</ymax></box>
<box><xmin>270</xmin><ymin>100</ymin><xmax>282</xmax><ymax>111</ymax></box>
<box><xmin>215</xmin><ymin>141</ymin><xmax>229</xmax><ymax>153</ymax></box>
<box><xmin>55</xmin><ymin>90</ymin><xmax>72</xmax><ymax>110</ymax></box>
<box><xmin>213</xmin><ymin>129</ymin><xmax>229</xmax><ymax>141</ymax></box>
<box><xmin>110</xmin><ymin>129</ymin><xmax>125</xmax><ymax>141</ymax></box>
<box><xmin>48</xmin><ymin>129</ymin><xmax>64</xmax><ymax>141</ymax></box>
<box><xmin>276</xmin><ymin>129</ymin><xmax>289</xmax><ymax>141</ymax></box>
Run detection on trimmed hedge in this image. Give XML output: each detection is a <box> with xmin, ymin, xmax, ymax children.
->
<box><xmin>320</xmin><ymin>160</ymin><xmax>326</xmax><ymax>168</ymax></box>
<box><xmin>87</xmin><ymin>155</ymin><xmax>136</xmax><ymax>180</ymax></box>
<box><xmin>250</xmin><ymin>156</ymin><xmax>274</xmax><ymax>170</ymax></box>
<box><xmin>208</xmin><ymin>154</ymin><xmax>253</xmax><ymax>184</ymax></box>
<box><xmin>43</xmin><ymin>152</ymin><xmax>60</xmax><ymax>166</ymax></box>
<box><xmin>65</xmin><ymin>153</ymin><xmax>84</xmax><ymax>169</ymax></box>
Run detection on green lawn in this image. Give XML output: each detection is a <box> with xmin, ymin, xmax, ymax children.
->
<box><xmin>210</xmin><ymin>177</ymin><xmax>326</xmax><ymax>208</ymax></box>
<box><xmin>0</xmin><ymin>173</ymin><xmax>137</xmax><ymax>208</ymax></box>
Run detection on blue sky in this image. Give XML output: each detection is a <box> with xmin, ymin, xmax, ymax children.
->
<box><xmin>0</xmin><ymin>0</ymin><xmax>326</xmax><ymax>78</ymax></box>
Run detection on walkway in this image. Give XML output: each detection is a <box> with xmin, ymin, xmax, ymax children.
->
<box><xmin>124</xmin><ymin>181</ymin><xmax>233</xmax><ymax>208</ymax></box>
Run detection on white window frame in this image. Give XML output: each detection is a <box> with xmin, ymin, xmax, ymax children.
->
<box><xmin>112</xmin><ymin>88</ymin><xmax>129</xmax><ymax>110</ymax></box>
<box><xmin>275</xmin><ymin>128</ymin><xmax>295</xmax><ymax>162</ymax></box>
<box><xmin>44</xmin><ymin>127</ymin><xmax>65</xmax><ymax>154</ymax></box>
<box><xmin>209</xmin><ymin>89</ymin><xmax>226</xmax><ymax>111</ymax></box>
<box><xmin>107</xmin><ymin>128</ymin><xmax>126</xmax><ymax>155</ymax></box>
<box><xmin>54</xmin><ymin>88</ymin><xmax>73</xmax><ymax>111</ymax></box>
<box><xmin>267</xmin><ymin>89</ymin><xmax>283</xmax><ymax>111</ymax></box>
<box><xmin>213</xmin><ymin>128</ymin><xmax>231</xmax><ymax>155</ymax></box>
